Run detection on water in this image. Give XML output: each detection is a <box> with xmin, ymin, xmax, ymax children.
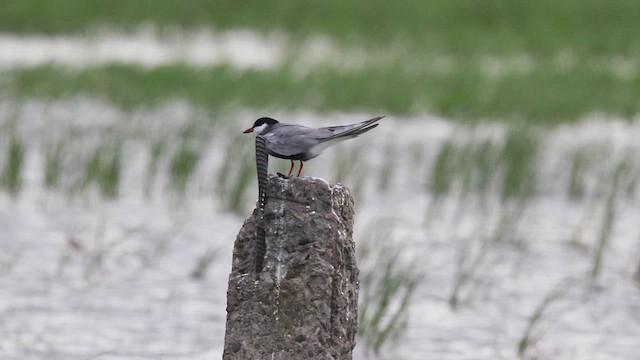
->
<box><xmin>0</xmin><ymin>29</ymin><xmax>285</xmax><ymax>70</ymax></box>
<box><xmin>1</xmin><ymin>98</ymin><xmax>639</xmax><ymax>359</ymax></box>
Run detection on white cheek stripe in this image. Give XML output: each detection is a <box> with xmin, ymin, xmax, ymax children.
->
<box><xmin>254</xmin><ymin>123</ymin><xmax>268</xmax><ymax>135</ymax></box>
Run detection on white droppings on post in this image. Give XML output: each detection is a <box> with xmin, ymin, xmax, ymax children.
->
<box><xmin>272</xmin><ymin>202</ymin><xmax>286</xmax><ymax>322</ymax></box>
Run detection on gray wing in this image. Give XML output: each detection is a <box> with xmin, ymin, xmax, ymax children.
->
<box><xmin>265</xmin><ymin>116</ymin><xmax>384</xmax><ymax>158</ymax></box>
<box><xmin>264</xmin><ymin>124</ymin><xmax>333</xmax><ymax>158</ymax></box>
<box><xmin>318</xmin><ymin>116</ymin><xmax>384</xmax><ymax>139</ymax></box>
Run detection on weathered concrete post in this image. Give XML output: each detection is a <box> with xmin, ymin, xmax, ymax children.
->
<box><xmin>223</xmin><ymin>175</ymin><xmax>359</xmax><ymax>359</ymax></box>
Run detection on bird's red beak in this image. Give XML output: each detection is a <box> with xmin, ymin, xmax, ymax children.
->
<box><xmin>242</xmin><ymin>128</ymin><xmax>253</xmax><ymax>134</ymax></box>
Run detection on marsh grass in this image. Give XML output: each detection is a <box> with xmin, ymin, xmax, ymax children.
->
<box><xmin>333</xmin><ymin>145</ymin><xmax>360</xmax><ymax>183</ymax></box>
<box><xmin>427</xmin><ymin>137</ymin><xmax>503</xmax><ymax>220</ymax></box>
<box><xmin>590</xmin><ymin>154</ymin><xmax>632</xmax><ymax>279</ymax></box>
<box><xmin>227</xmin><ymin>160</ymin><xmax>254</xmax><ymax>213</ymax></box>
<box><xmin>6</xmin><ymin>60</ymin><xmax>640</xmax><ymax>124</ymax></box>
<box><xmin>216</xmin><ymin>136</ymin><xmax>255</xmax><ymax>213</ymax></box>
<box><xmin>57</xmin><ymin>223</ymin><xmax>145</xmax><ymax>283</ymax></box>
<box><xmin>517</xmin><ymin>279</ymin><xmax>573</xmax><ymax>357</ymax></box>
<box><xmin>430</xmin><ymin>139</ymin><xmax>457</xmax><ymax>200</ymax></box>
<box><xmin>3</xmin><ymin>0</ymin><xmax>640</xmax><ymax>58</ymax></box>
<box><xmin>449</xmin><ymin>230</ymin><xmax>492</xmax><ymax>309</ymax></box>
<box><xmin>144</xmin><ymin>140</ymin><xmax>165</xmax><ymax>198</ymax></box>
<box><xmin>501</xmin><ymin>126</ymin><xmax>539</xmax><ymax>201</ymax></box>
<box><xmin>474</xmin><ymin>139</ymin><xmax>501</xmax><ymax>197</ymax></box>
<box><xmin>82</xmin><ymin>141</ymin><xmax>122</xmax><ymax>198</ymax></box>
<box><xmin>170</xmin><ymin>140</ymin><xmax>200</xmax><ymax>194</ymax></box>
<box><xmin>449</xmin><ymin>200</ymin><xmax>527</xmax><ymax>309</ymax></box>
<box><xmin>332</xmin><ymin>144</ymin><xmax>366</xmax><ymax>198</ymax></box>
<box><xmin>426</xmin><ymin>126</ymin><xmax>539</xmax><ymax>220</ymax></box>
<box><xmin>3</xmin><ymin>1</ymin><xmax>640</xmax><ymax>124</ymax></box>
<box><xmin>1</xmin><ymin>134</ymin><xmax>25</xmax><ymax>196</ymax></box>
<box><xmin>621</xmin><ymin>153</ymin><xmax>640</xmax><ymax>200</ymax></box>
<box><xmin>358</xmin><ymin>220</ymin><xmax>423</xmax><ymax>355</ymax></box>
<box><xmin>567</xmin><ymin>147</ymin><xmax>591</xmax><ymax>200</ymax></box>
<box><xmin>44</xmin><ymin>142</ymin><xmax>64</xmax><ymax>189</ymax></box>
<box><xmin>376</xmin><ymin>142</ymin><xmax>396</xmax><ymax>192</ymax></box>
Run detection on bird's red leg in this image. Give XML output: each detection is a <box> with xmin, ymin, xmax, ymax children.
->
<box><xmin>287</xmin><ymin>160</ymin><xmax>294</xmax><ymax>177</ymax></box>
<box><xmin>297</xmin><ymin>161</ymin><xmax>304</xmax><ymax>177</ymax></box>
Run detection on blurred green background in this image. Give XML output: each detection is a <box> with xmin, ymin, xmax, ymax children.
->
<box><xmin>2</xmin><ymin>0</ymin><xmax>640</xmax><ymax>124</ymax></box>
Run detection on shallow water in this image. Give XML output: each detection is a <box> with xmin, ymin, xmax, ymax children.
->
<box><xmin>1</xmin><ymin>99</ymin><xmax>639</xmax><ymax>359</ymax></box>
<box><xmin>0</xmin><ymin>29</ymin><xmax>286</xmax><ymax>70</ymax></box>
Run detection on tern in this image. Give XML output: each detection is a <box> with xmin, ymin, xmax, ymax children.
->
<box><xmin>243</xmin><ymin>116</ymin><xmax>384</xmax><ymax>176</ymax></box>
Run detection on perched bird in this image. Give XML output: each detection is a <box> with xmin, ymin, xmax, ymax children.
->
<box><xmin>243</xmin><ymin>116</ymin><xmax>384</xmax><ymax>176</ymax></box>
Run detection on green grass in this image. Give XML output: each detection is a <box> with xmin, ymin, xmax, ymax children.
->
<box><xmin>567</xmin><ymin>148</ymin><xmax>590</xmax><ymax>201</ymax></box>
<box><xmin>1</xmin><ymin>1</ymin><xmax>640</xmax><ymax>123</ymax></box>
<box><xmin>144</xmin><ymin>141</ymin><xmax>165</xmax><ymax>198</ymax></box>
<box><xmin>501</xmin><ymin>127</ymin><xmax>539</xmax><ymax>200</ymax></box>
<box><xmin>44</xmin><ymin>143</ymin><xmax>64</xmax><ymax>189</ymax></box>
<box><xmin>82</xmin><ymin>142</ymin><xmax>122</xmax><ymax>198</ymax></box>
<box><xmin>1</xmin><ymin>134</ymin><xmax>25</xmax><ymax>196</ymax></box>
<box><xmin>430</xmin><ymin>139</ymin><xmax>457</xmax><ymax>198</ymax></box>
<box><xmin>2</xmin><ymin>0</ymin><xmax>640</xmax><ymax>56</ymax></box>
<box><xmin>3</xmin><ymin>61</ymin><xmax>640</xmax><ymax>124</ymax></box>
<box><xmin>377</xmin><ymin>143</ymin><xmax>396</xmax><ymax>191</ymax></box>
<box><xmin>448</xmin><ymin>197</ymin><xmax>528</xmax><ymax>309</ymax></box>
<box><xmin>517</xmin><ymin>279</ymin><xmax>572</xmax><ymax>357</ymax></box>
<box><xmin>358</xmin><ymin>220</ymin><xmax>423</xmax><ymax>355</ymax></box>
<box><xmin>170</xmin><ymin>141</ymin><xmax>200</xmax><ymax>194</ymax></box>
<box><xmin>216</xmin><ymin>137</ymin><xmax>255</xmax><ymax>213</ymax></box>
<box><xmin>429</xmin><ymin>137</ymin><xmax>503</xmax><ymax>200</ymax></box>
<box><xmin>590</xmin><ymin>155</ymin><xmax>632</xmax><ymax>279</ymax></box>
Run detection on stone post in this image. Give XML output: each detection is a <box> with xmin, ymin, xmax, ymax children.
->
<box><xmin>223</xmin><ymin>175</ymin><xmax>359</xmax><ymax>359</ymax></box>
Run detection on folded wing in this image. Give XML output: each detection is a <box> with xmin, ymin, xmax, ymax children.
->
<box><xmin>264</xmin><ymin>116</ymin><xmax>384</xmax><ymax>160</ymax></box>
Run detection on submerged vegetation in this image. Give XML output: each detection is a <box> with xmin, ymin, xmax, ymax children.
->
<box><xmin>1</xmin><ymin>111</ymin><xmax>636</xmax><ymax>356</ymax></box>
<box><xmin>170</xmin><ymin>140</ymin><xmax>200</xmax><ymax>194</ymax></box>
<box><xmin>1</xmin><ymin>134</ymin><xmax>25</xmax><ymax>196</ymax></box>
<box><xmin>82</xmin><ymin>141</ymin><xmax>122</xmax><ymax>198</ymax></box>
<box><xmin>358</xmin><ymin>220</ymin><xmax>423</xmax><ymax>355</ymax></box>
<box><xmin>216</xmin><ymin>136</ymin><xmax>255</xmax><ymax>213</ymax></box>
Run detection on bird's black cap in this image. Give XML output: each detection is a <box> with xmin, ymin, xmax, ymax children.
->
<box><xmin>253</xmin><ymin>117</ymin><xmax>279</xmax><ymax>128</ymax></box>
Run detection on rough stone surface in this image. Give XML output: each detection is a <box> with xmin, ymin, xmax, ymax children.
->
<box><xmin>223</xmin><ymin>175</ymin><xmax>359</xmax><ymax>360</ymax></box>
